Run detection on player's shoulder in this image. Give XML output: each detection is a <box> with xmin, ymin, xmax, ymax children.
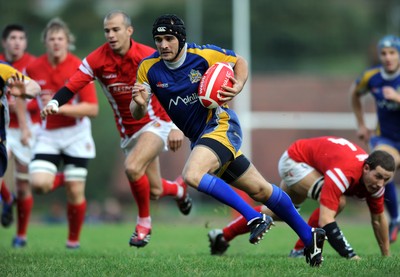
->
<box><xmin>26</xmin><ymin>54</ymin><xmax>47</xmax><ymax>70</ymax></box>
<box><xmin>0</xmin><ymin>61</ymin><xmax>19</xmax><ymax>80</ymax></box>
<box><xmin>359</xmin><ymin>65</ymin><xmax>381</xmax><ymax>81</ymax></box>
<box><xmin>85</xmin><ymin>43</ymin><xmax>113</xmax><ymax>66</ymax></box>
<box><xmin>187</xmin><ymin>42</ymin><xmax>235</xmax><ymax>56</ymax></box>
<box><xmin>23</xmin><ymin>52</ymin><xmax>37</xmax><ymax>62</ymax></box>
<box><xmin>67</xmin><ymin>52</ymin><xmax>83</xmax><ymax>63</ymax></box>
<box><xmin>139</xmin><ymin>54</ymin><xmax>161</xmax><ymax>71</ymax></box>
<box><xmin>129</xmin><ymin>39</ymin><xmax>156</xmax><ymax>61</ymax></box>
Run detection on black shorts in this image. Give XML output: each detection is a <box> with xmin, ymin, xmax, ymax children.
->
<box><xmin>0</xmin><ymin>142</ymin><xmax>8</xmax><ymax>177</ymax></box>
<box><xmin>32</xmin><ymin>153</ymin><xmax>89</xmax><ymax>169</ymax></box>
<box><xmin>220</xmin><ymin>154</ymin><xmax>251</xmax><ymax>184</ymax></box>
<box><xmin>197</xmin><ymin>137</ymin><xmax>251</xmax><ymax>184</ymax></box>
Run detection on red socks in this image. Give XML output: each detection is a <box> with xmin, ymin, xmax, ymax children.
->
<box><xmin>129</xmin><ymin>175</ymin><xmax>150</xmax><ymax>218</ymax></box>
<box><xmin>1</xmin><ymin>181</ymin><xmax>13</xmax><ymax>203</ymax></box>
<box><xmin>16</xmin><ymin>196</ymin><xmax>34</xmax><ymax>237</ymax></box>
<box><xmin>67</xmin><ymin>201</ymin><xmax>87</xmax><ymax>243</ymax></box>
<box><xmin>52</xmin><ymin>172</ymin><xmax>65</xmax><ymax>191</ymax></box>
<box><xmin>223</xmin><ymin>205</ymin><xmax>263</xmax><ymax>242</ymax></box>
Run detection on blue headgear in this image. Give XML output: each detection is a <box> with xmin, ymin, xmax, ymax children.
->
<box><xmin>377</xmin><ymin>35</ymin><xmax>400</xmax><ymax>53</ymax></box>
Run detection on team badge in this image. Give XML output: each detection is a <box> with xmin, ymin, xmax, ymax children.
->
<box><xmin>188</xmin><ymin>69</ymin><xmax>202</xmax><ymax>84</ymax></box>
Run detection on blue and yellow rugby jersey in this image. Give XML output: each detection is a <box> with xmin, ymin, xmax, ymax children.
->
<box><xmin>0</xmin><ymin>62</ymin><xmax>29</xmax><ymax>142</ymax></box>
<box><xmin>137</xmin><ymin>43</ymin><xmax>238</xmax><ymax>142</ymax></box>
<box><xmin>355</xmin><ymin>65</ymin><xmax>400</xmax><ymax>141</ymax></box>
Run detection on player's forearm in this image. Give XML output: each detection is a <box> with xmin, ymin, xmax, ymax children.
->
<box><xmin>371</xmin><ymin>213</ymin><xmax>390</xmax><ymax>256</ymax></box>
<box><xmin>130</xmin><ymin>100</ymin><xmax>147</xmax><ymax>120</ymax></box>
<box><xmin>233</xmin><ymin>55</ymin><xmax>248</xmax><ymax>90</ymax></box>
<box><xmin>350</xmin><ymin>88</ymin><xmax>366</xmax><ymax>127</ymax></box>
<box><xmin>15</xmin><ymin>98</ymin><xmax>29</xmax><ymax>130</ymax></box>
<box><xmin>322</xmin><ymin>221</ymin><xmax>357</xmax><ymax>259</ymax></box>
<box><xmin>51</xmin><ymin>86</ymin><xmax>75</xmax><ymax>107</ymax></box>
<box><xmin>58</xmin><ymin>102</ymin><xmax>99</xmax><ymax>118</ymax></box>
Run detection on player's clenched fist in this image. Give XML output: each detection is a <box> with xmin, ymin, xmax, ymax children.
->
<box><xmin>40</xmin><ymin>99</ymin><xmax>59</xmax><ymax>119</ymax></box>
<box><xmin>131</xmin><ymin>83</ymin><xmax>149</xmax><ymax>106</ymax></box>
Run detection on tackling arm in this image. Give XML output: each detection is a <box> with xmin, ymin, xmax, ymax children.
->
<box><xmin>371</xmin><ymin>212</ymin><xmax>390</xmax><ymax>256</ymax></box>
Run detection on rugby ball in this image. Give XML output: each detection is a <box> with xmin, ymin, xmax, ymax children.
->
<box><xmin>198</xmin><ymin>62</ymin><xmax>234</xmax><ymax>109</ymax></box>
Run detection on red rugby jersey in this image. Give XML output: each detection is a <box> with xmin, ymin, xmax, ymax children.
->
<box><xmin>287</xmin><ymin>136</ymin><xmax>385</xmax><ymax>214</ymax></box>
<box><xmin>0</xmin><ymin>52</ymin><xmax>39</xmax><ymax>127</ymax></box>
<box><xmin>26</xmin><ymin>53</ymin><xmax>97</xmax><ymax>129</ymax></box>
<box><xmin>66</xmin><ymin>39</ymin><xmax>169</xmax><ymax>138</ymax></box>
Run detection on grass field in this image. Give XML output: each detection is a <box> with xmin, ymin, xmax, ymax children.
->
<box><xmin>1</xmin><ymin>209</ymin><xmax>400</xmax><ymax>277</ymax></box>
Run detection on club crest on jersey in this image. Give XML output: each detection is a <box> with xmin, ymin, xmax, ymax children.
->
<box><xmin>188</xmin><ymin>69</ymin><xmax>202</xmax><ymax>84</ymax></box>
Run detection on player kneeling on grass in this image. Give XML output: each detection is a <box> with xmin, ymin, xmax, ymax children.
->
<box><xmin>208</xmin><ymin>136</ymin><xmax>394</xmax><ymax>260</ymax></box>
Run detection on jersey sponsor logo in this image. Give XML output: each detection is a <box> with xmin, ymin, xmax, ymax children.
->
<box><xmin>102</xmin><ymin>73</ymin><xmax>117</xmax><ymax>79</ymax></box>
<box><xmin>168</xmin><ymin>92</ymin><xmax>198</xmax><ymax>110</ymax></box>
<box><xmin>188</xmin><ymin>69</ymin><xmax>202</xmax><ymax>84</ymax></box>
<box><xmin>107</xmin><ymin>83</ymin><xmax>134</xmax><ymax>94</ymax></box>
<box><xmin>156</xmin><ymin>81</ymin><xmax>168</xmax><ymax>88</ymax></box>
<box><xmin>376</xmin><ymin>99</ymin><xmax>400</xmax><ymax>110</ymax></box>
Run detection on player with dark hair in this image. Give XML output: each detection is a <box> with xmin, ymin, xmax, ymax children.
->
<box><xmin>129</xmin><ymin>14</ymin><xmax>326</xmax><ymax>267</ymax></box>
<box><xmin>351</xmin><ymin>34</ymin><xmax>400</xmax><ymax>243</ymax></box>
<box><xmin>26</xmin><ymin>18</ymin><xmax>98</xmax><ymax>249</ymax></box>
<box><xmin>1</xmin><ymin>64</ymin><xmax>41</xmax><ymax>215</ymax></box>
<box><xmin>40</xmin><ymin>10</ymin><xmax>193</xmax><ymax>249</ymax></box>
<box><xmin>0</xmin><ymin>24</ymin><xmax>40</xmax><ymax>246</ymax></box>
<box><xmin>208</xmin><ymin>136</ymin><xmax>394</xmax><ymax>260</ymax></box>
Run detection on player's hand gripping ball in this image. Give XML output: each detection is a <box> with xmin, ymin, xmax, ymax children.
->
<box><xmin>198</xmin><ymin>62</ymin><xmax>234</xmax><ymax>109</ymax></box>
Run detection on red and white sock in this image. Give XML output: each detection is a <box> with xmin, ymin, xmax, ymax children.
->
<box><xmin>137</xmin><ymin>216</ymin><xmax>152</xmax><ymax>229</ymax></box>
<box><xmin>223</xmin><ymin>205</ymin><xmax>263</xmax><ymax>242</ymax></box>
<box><xmin>160</xmin><ymin>178</ymin><xmax>181</xmax><ymax>198</ymax></box>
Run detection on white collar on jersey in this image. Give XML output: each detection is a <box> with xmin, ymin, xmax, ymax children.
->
<box><xmin>163</xmin><ymin>43</ymin><xmax>187</xmax><ymax>70</ymax></box>
<box><xmin>380</xmin><ymin>66</ymin><xmax>400</xmax><ymax>81</ymax></box>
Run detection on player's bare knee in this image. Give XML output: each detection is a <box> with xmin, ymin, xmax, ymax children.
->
<box><xmin>181</xmin><ymin>172</ymin><xmax>201</xmax><ymax>188</ymax></box>
<box><xmin>247</xmin><ymin>183</ymin><xmax>271</xmax><ymax>202</ymax></box>
<box><xmin>124</xmin><ymin>164</ymin><xmax>143</xmax><ymax>182</ymax></box>
<box><xmin>29</xmin><ymin>160</ymin><xmax>57</xmax><ymax>194</ymax></box>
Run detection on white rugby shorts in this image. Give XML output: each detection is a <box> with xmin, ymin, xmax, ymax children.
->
<box><xmin>32</xmin><ymin>117</ymin><xmax>95</xmax><ymax>159</ymax></box>
<box><xmin>6</xmin><ymin>123</ymin><xmax>40</xmax><ymax>165</ymax></box>
<box><xmin>278</xmin><ymin>150</ymin><xmax>315</xmax><ymax>187</ymax></box>
<box><xmin>120</xmin><ymin>118</ymin><xmax>172</xmax><ymax>156</ymax></box>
